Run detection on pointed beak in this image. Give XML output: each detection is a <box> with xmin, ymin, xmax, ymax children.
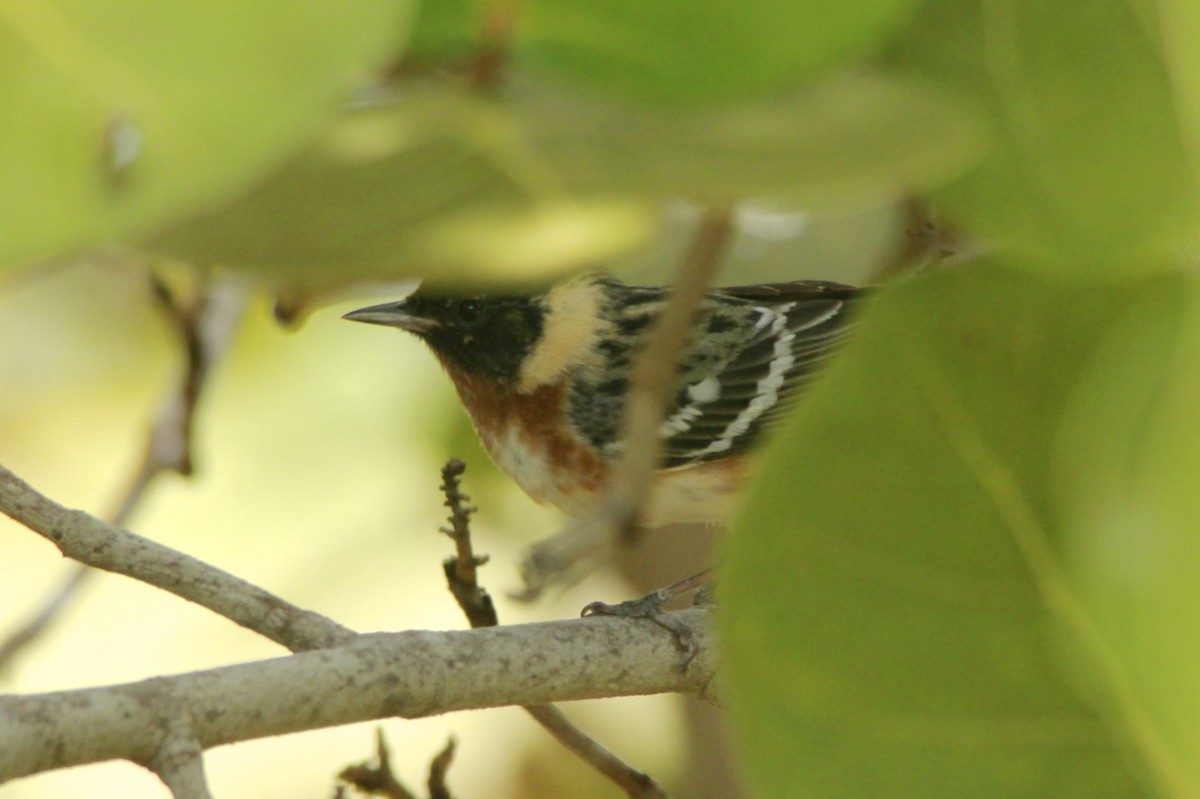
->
<box><xmin>342</xmin><ymin>301</ymin><xmax>438</xmax><ymax>333</ymax></box>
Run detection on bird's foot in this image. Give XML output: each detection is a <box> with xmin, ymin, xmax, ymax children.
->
<box><xmin>581</xmin><ymin>568</ymin><xmax>714</xmax><ymax>668</ymax></box>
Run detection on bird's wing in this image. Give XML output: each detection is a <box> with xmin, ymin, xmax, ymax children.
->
<box><xmin>658</xmin><ymin>283</ymin><xmax>859</xmax><ymax>467</ymax></box>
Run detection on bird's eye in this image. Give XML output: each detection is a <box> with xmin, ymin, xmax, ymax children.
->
<box><xmin>456</xmin><ymin>300</ymin><xmax>483</xmax><ymax>323</ymax></box>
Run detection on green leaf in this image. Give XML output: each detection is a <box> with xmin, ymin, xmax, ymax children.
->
<box><xmin>889</xmin><ymin>0</ymin><xmax>1198</xmax><ymax>274</ymax></box>
<box><xmin>722</xmin><ymin>265</ymin><xmax>1199</xmax><ymax>797</ymax></box>
<box><xmin>0</xmin><ymin>0</ymin><xmax>410</xmax><ymax>268</ymax></box>
<box><xmin>1052</xmin><ymin>281</ymin><xmax>1200</xmax><ymax>789</ymax></box>
<box><xmin>146</xmin><ymin>95</ymin><xmax>659</xmax><ymax>291</ymax></box>
<box><xmin>147</xmin><ymin>70</ymin><xmax>978</xmax><ymax>291</ymax></box>
<box><xmin>520</xmin><ymin>0</ymin><xmax>920</xmax><ymax>105</ymax></box>
<box><xmin>1158</xmin><ymin>0</ymin><xmax>1200</xmax><ymax>175</ymax></box>
<box><xmin>519</xmin><ymin>72</ymin><xmax>982</xmax><ymax>208</ymax></box>
<box><xmin>407</xmin><ymin>0</ymin><xmax>484</xmax><ymax>61</ymax></box>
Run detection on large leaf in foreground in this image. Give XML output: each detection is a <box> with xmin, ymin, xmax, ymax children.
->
<box><xmin>521</xmin><ymin>72</ymin><xmax>980</xmax><ymax>209</ymax></box>
<box><xmin>723</xmin><ymin>266</ymin><xmax>1200</xmax><ymax>797</ymax></box>
<box><xmin>890</xmin><ymin>0</ymin><xmax>1197</xmax><ymax>274</ymax></box>
<box><xmin>521</xmin><ymin>0</ymin><xmax>918</xmax><ymax>105</ymax></box>
<box><xmin>147</xmin><ymin>95</ymin><xmax>659</xmax><ymax>292</ymax></box>
<box><xmin>148</xmin><ymin>74</ymin><xmax>978</xmax><ymax>293</ymax></box>
<box><xmin>0</xmin><ymin>0</ymin><xmax>407</xmax><ymax>267</ymax></box>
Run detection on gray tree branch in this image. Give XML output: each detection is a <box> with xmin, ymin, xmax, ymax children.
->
<box><xmin>0</xmin><ymin>460</ymin><xmax>716</xmax><ymax>790</ymax></box>
<box><xmin>0</xmin><ymin>609</ymin><xmax>715</xmax><ymax>783</ymax></box>
<box><xmin>0</xmin><ymin>463</ymin><xmax>353</xmax><ymax>652</ymax></box>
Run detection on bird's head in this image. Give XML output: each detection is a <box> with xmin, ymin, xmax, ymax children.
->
<box><xmin>343</xmin><ymin>283</ymin><xmax>551</xmax><ymax>383</ymax></box>
<box><xmin>345</xmin><ymin>273</ymin><xmax>616</xmax><ymax>391</ymax></box>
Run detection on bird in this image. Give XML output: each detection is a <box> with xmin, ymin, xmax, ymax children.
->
<box><xmin>343</xmin><ymin>271</ymin><xmax>860</xmax><ymax>532</ymax></box>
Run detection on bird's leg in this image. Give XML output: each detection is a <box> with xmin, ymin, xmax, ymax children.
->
<box><xmin>581</xmin><ymin>567</ymin><xmax>715</xmax><ymax>668</ymax></box>
<box><xmin>582</xmin><ymin>567</ymin><xmax>714</xmax><ymax>616</ymax></box>
<box><xmin>513</xmin><ymin>521</ymin><xmax>609</xmax><ymax>601</ymax></box>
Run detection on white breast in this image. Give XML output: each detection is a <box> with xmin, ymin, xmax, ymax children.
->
<box><xmin>483</xmin><ymin>425</ymin><xmax>601</xmax><ymax>518</ymax></box>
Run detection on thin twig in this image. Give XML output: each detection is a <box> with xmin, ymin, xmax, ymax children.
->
<box><xmin>0</xmin><ymin>272</ymin><xmax>246</xmax><ymax>675</ymax></box>
<box><xmin>466</xmin><ymin>0</ymin><xmax>518</xmax><ymax>92</ymax></box>
<box><xmin>426</xmin><ymin>737</ymin><xmax>457</xmax><ymax>799</ymax></box>
<box><xmin>338</xmin><ymin>729</ymin><xmax>417</xmax><ymax>799</ymax></box>
<box><xmin>438</xmin><ymin>459</ymin><xmax>496</xmax><ymax>629</ymax></box>
<box><xmin>336</xmin><ymin>466</ymin><xmax>474</xmax><ymax>799</ymax></box>
<box><xmin>517</xmin><ymin>207</ymin><xmax>735</xmax><ymax>597</ymax></box>
<box><xmin>872</xmin><ymin>195</ymin><xmax>974</xmax><ymax>282</ymax></box>
<box><xmin>0</xmin><ymin>566</ymin><xmax>90</xmax><ymax>672</ymax></box>
<box><xmin>523</xmin><ymin>704</ymin><xmax>668</xmax><ymax>798</ymax></box>
<box><xmin>612</xmin><ymin>207</ymin><xmax>735</xmax><ymax>535</ymax></box>
<box><xmin>437</xmin><ymin>460</ymin><xmax>669</xmax><ymax>799</ymax></box>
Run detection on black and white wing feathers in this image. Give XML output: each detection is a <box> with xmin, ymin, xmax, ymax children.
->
<box><xmin>565</xmin><ymin>278</ymin><xmax>859</xmax><ymax>468</ymax></box>
<box><xmin>658</xmin><ymin>281</ymin><xmax>858</xmax><ymax>467</ymax></box>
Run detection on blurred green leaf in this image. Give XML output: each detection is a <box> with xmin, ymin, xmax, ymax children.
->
<box><xmin>520</xmin><ymin>0</ymin><xmax>919</xmax><ymax>105</ymax></box>
<box><xmin>1052</xmin><ymin>280</ymin><xmax>1200</xmax><ymax>789</ymax></box>
<box><xmin>1159</xmin><ymin>0</ymin><xmax>1200</xmax><ymax>174</ymax></box>
<box><xmin>520</xmin><ymin>72</ymin><xmax>981</xmax><ymax>208</ymax></box>
<box><xmin>147</xmin><ymin>71</ymin><xmax>976</xmax><ymax>292</ymax></box>
<box><xmin>0</xmin><ymin>0</ymin><xmax>410</xmax><ymax>268</ymax></box>
<box><xmin>406</xmin><ymin>0</ymin><xmax>484</xmax><ymax>62</ymax></box>
<box><xmin>722</xmin><ymin>265</ymin><xmax>1198</xmax><ymax>797</ymax></box>
<box><xmin>147</xmin><ymin>95</ymin><xmax>659</xmax><ymax>291</ymax></box>
<box><xmin>890</xmin><ymin>0</ymin><xmax>1198</xmax><ymax>274</ymax></box>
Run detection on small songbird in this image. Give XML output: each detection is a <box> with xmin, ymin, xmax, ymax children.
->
<box><xmin>344</xmin><ymin>272</ymin><xmax>858</xmax><ymax>529</ymax></box>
